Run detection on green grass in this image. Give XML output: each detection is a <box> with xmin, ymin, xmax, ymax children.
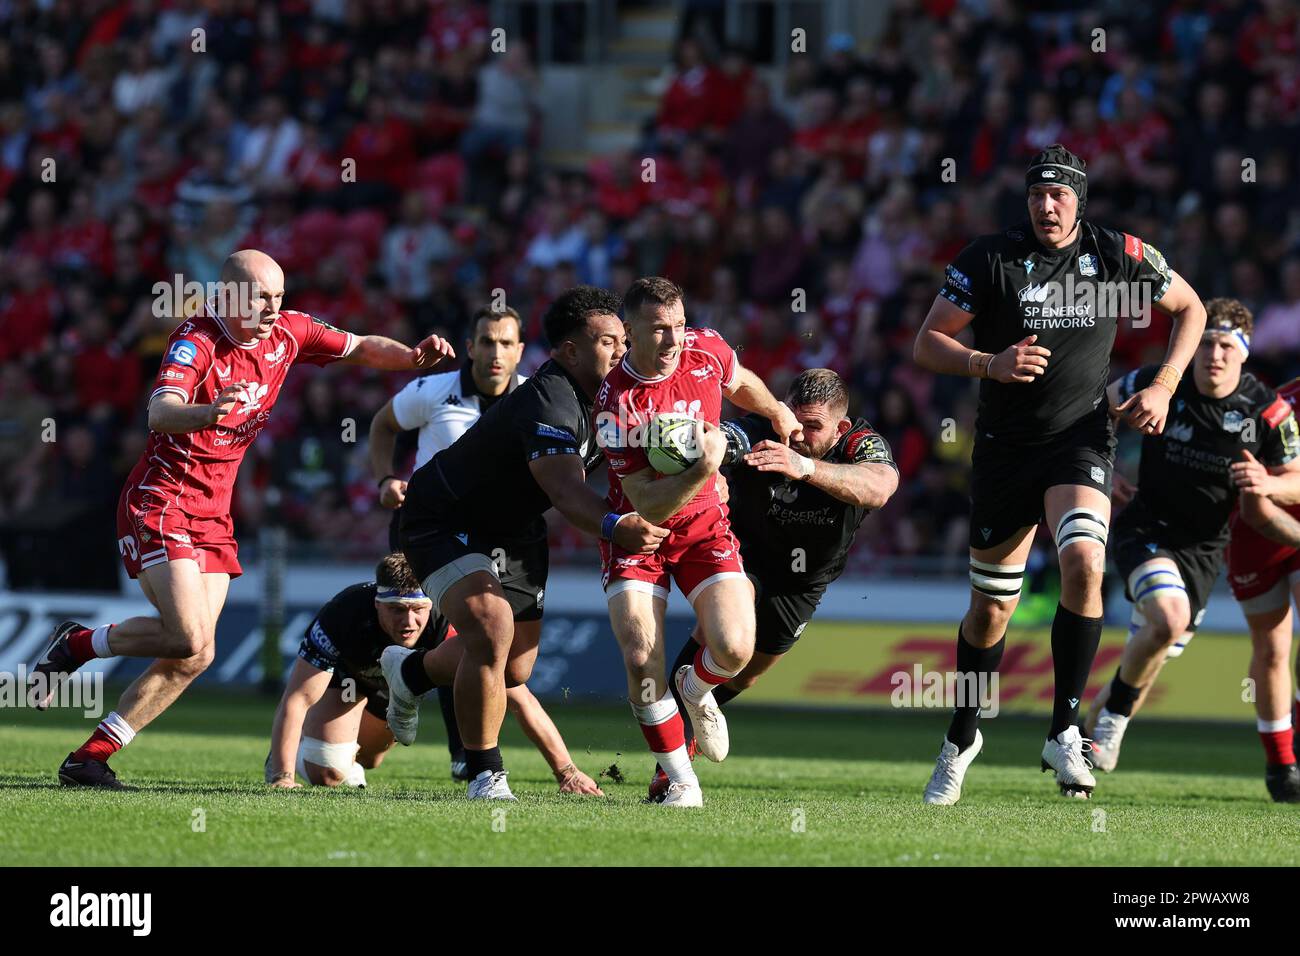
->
<box><xmin>2</xmin><ymin>690</ymin><xmax>1299</xmax><ymax>866</ymax></box>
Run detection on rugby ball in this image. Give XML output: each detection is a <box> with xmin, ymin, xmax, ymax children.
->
<box><xmin>646</xmin><ymin>413</ymin><xmax>703</xmax><ymax>476</ymax></box>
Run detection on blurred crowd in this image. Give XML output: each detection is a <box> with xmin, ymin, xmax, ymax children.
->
<box><xmin>2</xmin><ymin>0</ymin><xmax>1300</xmax><ymax>586</ymax></box>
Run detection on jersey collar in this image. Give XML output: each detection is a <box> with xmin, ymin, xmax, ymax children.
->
<box><xmin>205</xmin><ymin>299</ymin><xmax>262</xmax><ymax>350</ymax></box>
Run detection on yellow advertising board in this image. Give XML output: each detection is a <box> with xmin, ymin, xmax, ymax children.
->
<box><xmin>738</xmin><ymin>621</ymin><xmax>1281</xmax><ymax>721</ymax></box>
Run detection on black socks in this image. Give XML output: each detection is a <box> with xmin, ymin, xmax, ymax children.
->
<box><xmin>1049</xmin><ymin>603</ymin><xmax>1104</xmax><ymax>739</ymax></box>
<box><xmin>465</xmin><ymin>745</ymin><xmax>504</xmax><ymax>778</ymax></box>
<box><xmin>400</xmin><ymin>649</ymin><xmax>436</xmax><ymax>697</ymax></box>
<box><xmin>1104</xmin><ymin>666</ymin><xmax>1142</xmax><ymax>718</ymax></box>
<box><xmin>946</xmin><ymin>624</ymin><xmax>1006</xmax><ymax>751</ymax></box>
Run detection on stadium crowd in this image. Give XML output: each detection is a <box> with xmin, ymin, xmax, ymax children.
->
<box><xmin>1</xmin><ymin>0</ymin><xmax>1299</xmax><ymax>587</ymax></box>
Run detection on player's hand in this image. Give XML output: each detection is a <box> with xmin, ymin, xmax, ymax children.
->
<box><xmin>378</xmin><ymin>477</ymin><xmax>407</xmax><ymax>509</ymax></box>
<box><xmin>410</xmin><ymin>333</ymin><xmax>456</xmax><ymax>369</ymax></box>
<box><xmin>207</xmin><ymin>383</ymin><xmax>245</xmax><ymax>424</ymax></box>
<box><xmin>268</xmin><ymin>776</ymin><xmax>301</xmax><ymax>789</ymax></box>
<box><xmin>555</xmin><ymin>764</ymin><xmax>605</xmax><ymax>797</ymax></box>
<box><xmin>1115</xmin><ymin>385</ymin><xmax>1171</xmax><ymax>435</ymax></box>
<box><xmin>744</xmin><ymin>439</ymin><xmax>812</xmax><ymax>480</ymax></box>
<box><xmin>770</xmin><ymin>402</ymin><xmax>804</xmax><ymax>445</ymax></box>
<box><xmin>695</xmin><ymin>419</ymin><xmax>728</xmax><ymax>474</ymax></box>
<box><xmin>987</xmin><ymin>335</ymin><xmax>1051</xmax><ymax>383</ymax></box>
<box><xmin>1231</xmin><ymin>449</ymin><xmax>1277</xmax><ymax>497</ymax></box>
<box><xmin>612</xmin><ymin>513</ymin><xmax>670</xmax><ymax>554</ymax></box>
<box><xmin>1111</xmin><ymin>472</ymin><xmax>1137</xmax><ymax>509</ymax></box>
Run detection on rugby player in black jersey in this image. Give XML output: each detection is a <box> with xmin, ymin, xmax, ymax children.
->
<box><xmin>264</xmin><ymin>554</ymin><xmax>603</xmax><ymax>794</ymax></box>
<box><xmin>1082</xmin><ymin>300</ymin><xmax>1300</xmax><ymax>801</ymax></box>
<box><xmin>386</xmin><ymin>287</ymin><xmax>669</xmax><ymax>800</ymax></box>
<box><xmin>914</xmin><ymin>145</ymin><xmax>1207</xmax><ymax>802</ymax></box>
<box><xmin>649</xmin><ymin>368</ymin><xmax>899</xmax><ymax>799</ymax></box>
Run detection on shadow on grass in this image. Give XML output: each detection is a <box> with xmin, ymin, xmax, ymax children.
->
<box><xmin>0</xmin><ymin>687</ymin><xmax>1270</xmax><ymax>781</ymax></box>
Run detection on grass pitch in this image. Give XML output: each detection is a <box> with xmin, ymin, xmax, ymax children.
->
<box><xmin>2</xmin><ymin>690</ymin><xmax>1298</xmax><ymax>866</ymax></box>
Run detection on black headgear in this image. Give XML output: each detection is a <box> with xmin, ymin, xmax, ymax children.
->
<box><xmin>1026</xmin><ymin>144</ymin><xmax>1087</xmax><ymax>213</ymax></box>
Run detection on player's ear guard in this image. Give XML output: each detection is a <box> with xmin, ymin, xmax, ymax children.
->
<box><xmin>720</xmin><ymin>420</ymin><xmax>751</xmax><ymax>466</ymax></box>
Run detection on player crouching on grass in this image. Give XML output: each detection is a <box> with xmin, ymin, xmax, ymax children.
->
<box><xmin>595</xmin><ymin>277</ymin><xmax>802</xmax><ymax>807</ymax></box>
<box><xmin>266</xmin><ymin>553</ymin><xmax>603</xmax><ymax>795</ymax></box>
<box><xmin>1083</xmin><ymin>301</ymin><xmax>1300</xmax><ymax>801</ymax></box>
<box><xmin>649</xmin><ymin>368</ymin><xmax>899</xmax><ymax>799</ymax></box>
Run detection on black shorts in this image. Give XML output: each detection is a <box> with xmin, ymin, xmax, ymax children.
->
<box><xmin>749</xmin><ymin>572</ymin><xmax>825</xmax><ymax>656</ymax></box>
<box><xmin>400</xmin><ymin>514</ymin><xmax>549</xmax><ymax>623</ymax></box>
<box><xmin>1112</xmin><ymin>507</ymin><xmax>1223</xmax><ymax>631</ymax></box>
<box><xmin>969</xmin><ymin>410</ymin><xmax>1115</xmax><ymax>550</ymax></box>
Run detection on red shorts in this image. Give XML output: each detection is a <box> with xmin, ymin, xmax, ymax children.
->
<box><xmin>600</xmin><ymin>503</ymin><xmax>746</xmax><ymax>605</ymax></box>
<box><xmin>1226</xmin><ymin>517</ymin><xmax>1300</xmax><ymax>613</ymax></box>
<box><xmin>115</xmin><ymin>483</ymin><xmax>242</xmax><ymax>579</ymax></box>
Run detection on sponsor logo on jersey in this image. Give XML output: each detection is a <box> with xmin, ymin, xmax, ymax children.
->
<box><xmin>1263</xmin><ymin>397</ymin><xmax>1291</xmax><ymax>429</ymax></box>
<box><xmin>1124</xmin><ymin>233</ymin><xmax>1143</xmax><ymax>260</ymax></box>
<box><xmin>690</xmin><ymin>366</ymin><xmax>714</xmax><ymax>379</ymax></box>
<box><xmin>535</xmin><ymin>422</ymin><xmax>575</xmax><ymax>442</ymax></box>
<box><xmin>168</xmin><ymin>532</ymin><xmax>191</xmax><ymax>544</ymax></box>
<box><xmin>264</xmin><ymin>341</ymin><xmax>288</xmax><ymax>364</ymax></box>
<box><xmin>161</xmin><ymin>369</ymin><xmax>185</xmax><ymax>381</ymax></box>
<box><xmin>710</xmin><ymin>548</ymin><xmax>733</xmax><ymax>561</ymax></box>
<box><xmin>215</xmin><ymin>363</ymin><xmax>231</xmax><ymax>379</ymax></box>
<box><xmin>166</xmin><ymin>340</ymin><xmax>199</xmax><ymax>367</ymax></box>
<box><xmin>1078</xmin><ymin>254</ymin><xmax>1098</xmax><ymax>276</ymax></box>
<box><xmin>237</xmin><ymin>382</ymin><xmax>269</xmax><ymax>414</ymax></box>
<box><xmin>1018</xmin><ymin>283</ymin><xmax>1051</xmax><ymax>304</ymax></box>
<box><xmin>672</xmin><ymin>399</ymin><xmax>702</xmax><ymax>416</ymax></box>
<box><xmin>1164</xmin><ymin>421</ymin><xmax>1194</xmax><ymax>443</ymax></box>
<box><xmin>944</xmin><ymin>265</ymin><xmax>972</xmax><ymax>291</ymax></box>
<box><xmin>1144</xmin><ymin>242</ymin><xmax>1171</xmax><ymax>280</ymax></box>
<box><xmin>774</xmin><ymin>483</ymin><xmax>799</xmax><ymax>504</ymax></box>
<box><xmin>444</xmin><ymin>393</ymin><xmax>462</xmax><ymax>406</ymax></box>
<box><xmin>1090</xmin><ymin>466</ymin><xmax>1105</xmax><ymax>483</ymax></box>
<box><xmin>1222</xmin><ymin>409</ymin><xmax>1245</xmax><ymax>433</ymax></box>
<box><xmin>614</xmin><ymin>556</ymin><xmax>643</xmax><ymax>569</ymax></box>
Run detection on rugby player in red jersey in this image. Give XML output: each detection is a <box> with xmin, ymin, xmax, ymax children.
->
<box><xmin>594</xmin><ymin>276</ymin><xmax>800</xmax><ymax>806</ymax></box>
<box><xmin>28</xmin><ymin>249</ymin><xmax>455</xmax><ymax>789</ymax></box>
<box><xmin>1225</xmin><ymin>374</ymin><xmax>1300</xmax><ymax>800</ymax></box>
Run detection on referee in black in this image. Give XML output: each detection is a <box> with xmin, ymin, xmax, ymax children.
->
<box><xmin>913</xmin><ymin>144</ymin><xmax>1207</xmax><ymax>803</ymax></box>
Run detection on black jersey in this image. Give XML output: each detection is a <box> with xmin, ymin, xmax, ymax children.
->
<box><xmin>297</xmin><ymin>583</ymin><xmax>447</xmax><ymax>703</ymax></box>
<box><xmin>938</xmin><ymin>221</ymin><xmax>1173</xmax><ymax>445</ymax></box>
<box><xmin>1117</xmin><ymin>366</ymin><xmax>1300</xmax><ymax>548</ymax></box>
<box><xmin>725</xmin><ymin>414</ymin><xmax>896</xmax><ymax>589</ymax></box>
<box><xmin>402</xmin><ymin>359</ymin><xmax>603</xmax><ymax>536</ymax></box>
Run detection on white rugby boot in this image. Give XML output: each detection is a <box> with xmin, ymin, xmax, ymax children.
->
<box><xmin>1042</xmin><ymin>725</ymin><xmax>1096</xmax><ymax>798</ymax></box>
<box><xmin>658</xmin><ymin>780</ymin><xmax>703</xmax><ymax>807</ymax></box>
<box><xmin>379</xmin><ymin>645</ymin><xmax>422</xmax><ymax>746</ymax></box>
<box><xmin>674</xmin><ymin>664</ymin><xmax>729</xmax><ymax>762</ymax></box>
<box><xmin>467</xmin><ymin>769</ymin><xmax>517</xmax><ymax>801</ymax></box>
<box><xmin>1088</xmin><ymin>708</ymin><xmax>1130</xmax><ymax>773</ymax></box>
<box><xmin>923</xmin><ymin>730</ymin><xmax>983</xmax><ymax>805</ymax></box>
<box><xmin>344</xmin><ymin>762</ymin><xmax>367</xmax><ymax>787</ymax></box>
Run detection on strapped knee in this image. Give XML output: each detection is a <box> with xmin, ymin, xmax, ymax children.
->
<box><xmin>970</xmin><ymin>559</ymin><xmax>1025</xmax><ymax>603</ymax></box>
<box><xmin>1055</xmin><ymin>508</ymin><xmax>1108</xmax><ymax>554</ymax></box>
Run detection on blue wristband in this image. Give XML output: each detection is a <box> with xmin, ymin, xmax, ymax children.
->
<box><xmin>601</xmin><ymin>512</ymin><xmax>622</xmax><ymax>541</ymax></box>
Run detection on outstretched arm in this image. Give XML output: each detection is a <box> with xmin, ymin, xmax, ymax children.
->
<box><xmin>505</xmin><ymin>685</ymin><xmax>604</xmax><ymax>795</ymax></box>
<box><xmin>342</xmin><ymin>333</ymin><xmax>456</xmax><ymax>371</ymax></box>
<box><xmin>528</xmin><ymin>453</ymin><xmax>669</xmax><ymax>553</ymax></box>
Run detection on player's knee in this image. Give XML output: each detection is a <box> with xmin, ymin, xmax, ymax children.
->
<box><xmin>1146</xmin><ymin>601</ymin><xmax>1190</xmax><ymax>645</ymax></box>
<box><xmin>317</xmin><ymin>766</ymin><xmax>348</xmax><ymax>787</ymax></box>
<box><xmin>1058</xmin><ymin>541</ymin><xmax>1106</xmax><ymax>594</ymax></box>
<box><xmin>173</xmin><ymin>637</ymin><xmax>215</xmax><ymax>675</ymax></box>
<box><xmin>967</xmin><ymin>595</ymin><xmax>1015</xmax><ymax>642</ymax></box>
<box><xmin>1251</xmin><ymin>636</ymin><xmax>1289</xmax><ymax>671</ymax></box>
<box><xmin>360</xmin><ymin>751</ymin><xmax>385</xmax><ymax>770</ymax></box>
<box><xmin>504</xmin><ymin>657</ymin><xmax>533</xmax><ymax>687</ymax></box>
<box><xmin>621</xmin><ymin>635</ymin><xmax>656</xmax><ymax>674</ymax></box>
<box><xmin>705</xmin><ymin>636</ymin><xmax>750</xmax><ymax>674</ymax></box>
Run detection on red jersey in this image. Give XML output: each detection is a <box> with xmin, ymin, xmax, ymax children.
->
<box><xmin>130</xmin><ymin>305</ymin><xmax>355</xmax><ymax>518</ymax></box>
<box><xmin>1230</xmin><ymin>376</ymin><xmax>1300</xmax><ymax>559</ymax></box>
<box><xmin>595</xmin><ymin>327</ymin><xmax>738</xmax><ymax>523</ymax></box>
